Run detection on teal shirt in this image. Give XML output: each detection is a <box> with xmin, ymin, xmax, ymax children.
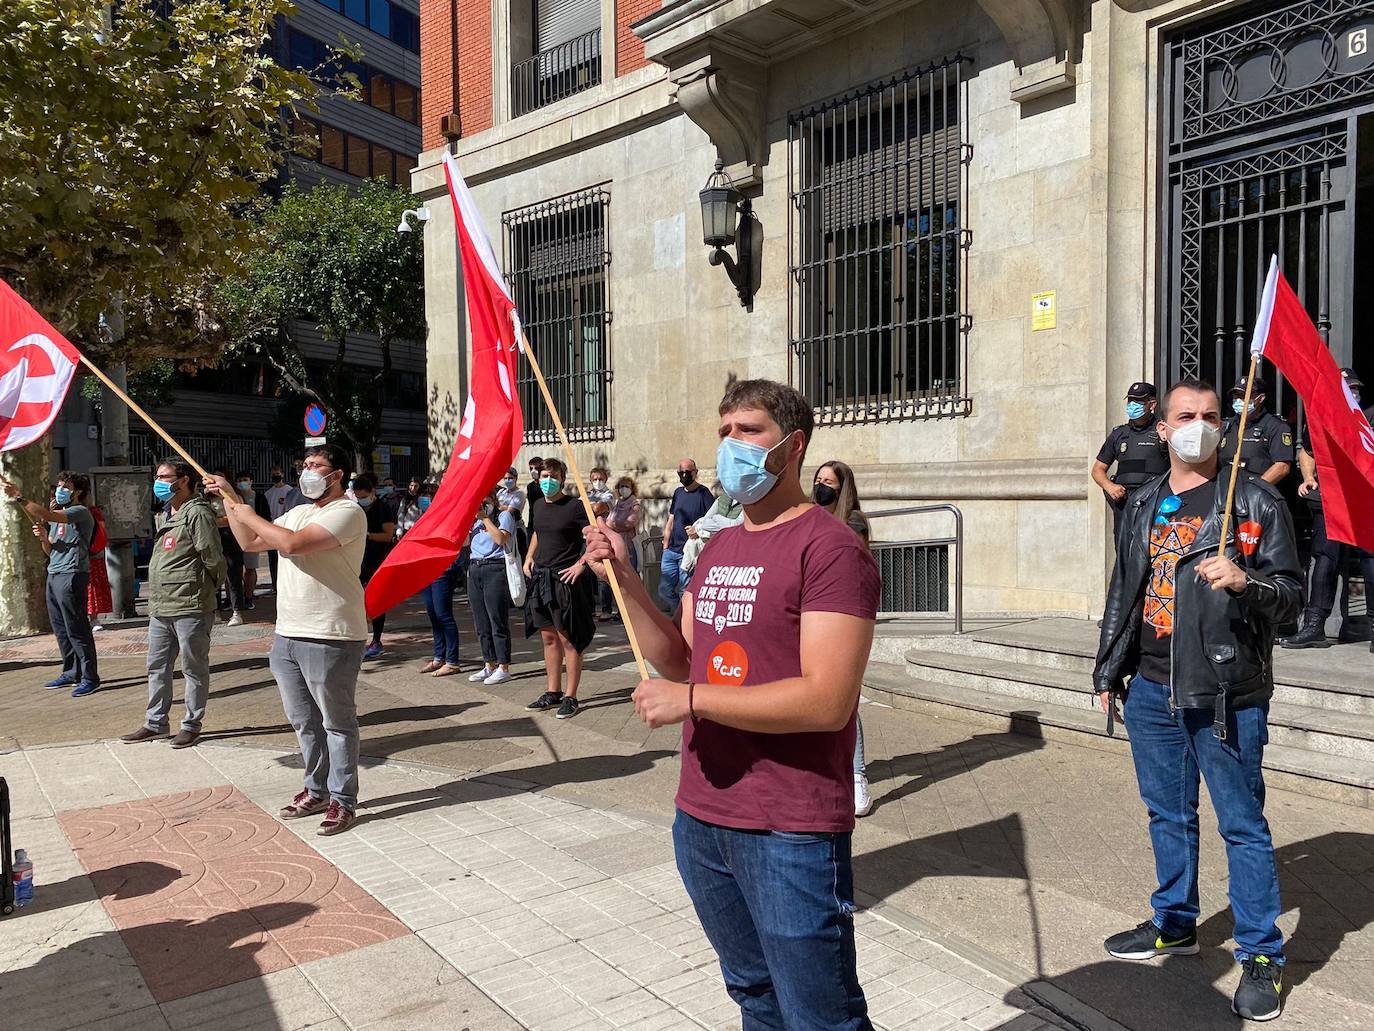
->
<box><xmin>47</xmin><ymin>505</ymin><xmax>95</xmax><ymax>575</ymax></box>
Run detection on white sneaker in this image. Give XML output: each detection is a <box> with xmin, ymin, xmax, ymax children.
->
<box><xmin>469</xmin><ymin>667</ymin><xmax>494</xmax><ymax>683</ymax></box>
<box><xmin>227</xmin><ymin>611</ymin><xmax>244</xmax><ymax>627</ymax></box>
<box><xmin>854</xmin><ymin>773</ymin><xmax>872</xmax><ymax>817</ymax></box>
<box><xmin>484</xmin><ymin>668</ymin><xmax>512</xmax><ymax>685</ymax></box>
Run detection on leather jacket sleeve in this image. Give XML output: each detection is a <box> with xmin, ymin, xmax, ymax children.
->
<box><xmin>1232</xmin><ymin>484</ymin><xmax>1302</xmax><ymax>626</ymax></box>
<box><xmin>1093</xmin><ymin>486</ymin><xmax>1152</xmax><ymax>696</ymax></box>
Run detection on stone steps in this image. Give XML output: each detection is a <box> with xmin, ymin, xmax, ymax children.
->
<box><xmin>860</xmin><ymin>659</ymin><xmax>1374</xmax><ymax>809</ymax></box>
<box><xmin>901</xmin><ymin>648</ymin><xmax>1374</xmax><ymax>764</ymax></box>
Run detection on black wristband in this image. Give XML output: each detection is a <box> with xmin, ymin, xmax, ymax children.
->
<box><xmin>688</xmin><ymin>681</ymin><xmax>696</xmax><ymax>721</ymax></box>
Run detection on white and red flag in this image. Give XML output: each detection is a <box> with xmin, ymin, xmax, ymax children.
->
<box><xmin>365</xmin><ymin>154</ymin><xmax>524</xmax><ymax>618</ymax></box>
<box><xmin>1250</xmin><ymin>255</ymin><xmax>1374</xmax><ymax>550</ymax></box>
<box><xmin>0</xmin><ymin>280</ymin><xmax>82</xmax><ymax>453</ymax></box>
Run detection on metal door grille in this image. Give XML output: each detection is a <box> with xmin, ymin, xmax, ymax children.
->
<box><xmin>1163</xmin><ymin>0</ymin><xmax>1374</xmax><ymax>403</ymax></box>
<box><xmin>1170</xmin><ymin>127</ymin><xmax>1347</xmax><ymax>414</ymax></box>
<box><xmin>787</xmin><ymin>56</ymin><xmax>972</xmax><ymax>425</ymax></box>
<box><xmin>872</xmin><ymin>542</ymin><xmax>949</xmax><ymax>612</ymax></box>
<box><xmin>503</xmin><ymin>188</ymin><xmax>613</xmax><ymax>443</ymax></box>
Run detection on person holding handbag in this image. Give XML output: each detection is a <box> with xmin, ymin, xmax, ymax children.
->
<box><xmin>466</xmin><ymin>485</ymin><xmax>519</xmax><ymax>686</ymax></box>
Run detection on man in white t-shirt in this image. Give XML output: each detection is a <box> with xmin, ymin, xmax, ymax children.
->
<box><xmin>262</xmin><ymin>467</ymin><xmax>301</xmax><ymax>595</ymax></box>
<box><xmin>208</xmin><ymin>443</ymin><xmax>368</xmax><ymax>836</ymax></box>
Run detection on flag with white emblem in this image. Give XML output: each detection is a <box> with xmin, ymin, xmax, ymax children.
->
<box><xmin>364</xmin><ymin>154</ymin><xmax>525</xmax><ymax>617</ymax></box>
<box><xmin>0</xmin><ymin>280</ymin><xmax>82</xmax><ymax>453</ymax></box>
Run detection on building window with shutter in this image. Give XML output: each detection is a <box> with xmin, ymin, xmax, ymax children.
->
<box><xmin>788</xmin><ymin>57</ymin><xmax>973</xmax><ymax>424</ymax></box>
<box><xmin>511</xmin><ymin>0</ymin><xmax>601</xmax><ymax>117</ymax></box>
<box><xmin>503</xmin><ymin>188</ymin><xmax>614</xmax><ymax>442</ymax></box>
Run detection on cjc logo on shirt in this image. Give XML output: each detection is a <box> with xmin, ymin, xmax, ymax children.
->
<box><xmin>706</xmin><ymin>641</ymin><xmax>749</xmax><ymax>686</ymax></box>
<box><xmin>1237</xmin><ymin>521</ymin><xmax>1263</xmax><ymax>557</ymax></box>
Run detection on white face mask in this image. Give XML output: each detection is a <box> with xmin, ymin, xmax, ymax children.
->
<box><xmin>618</xmin><ymin>485</ymin><xmax>631</xmax><ymax>499</ymax></box>
<box><xmin>1163</xmin><ymin>420</ymin><xmax>1222</xmax><ymax>464</ymax></box>
<box><xmin>299</xmin><ymin>469</ymin><xmax>332</xmax><ymax>499</ymax></box>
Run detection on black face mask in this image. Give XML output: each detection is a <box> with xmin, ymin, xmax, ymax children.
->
<box><xmin>813</xmin><ymin>483</ymin><xmax>838</xmax><ymax>508</ymax></box>
<box><xmin>271</xmin><ymin>475</ymin><xmax>283</xmax><ymax>484</ymax></box>
<box><xmin>678</xmin><ymin>470</ymin><xmax>695</xmax><ymax>486</ymax></box>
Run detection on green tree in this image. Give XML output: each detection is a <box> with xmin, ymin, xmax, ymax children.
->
<box><xmin>0</xmin><ymin>0</ymin><xmax>317</xmax><ymax>635</ymax></box>
<box><xmin>217</xmin><ymin>180</ymin><xmax>427</xmax><ymax>469</ymax></box>
<box><xmin>0</xmin><ymin>0</ymin><xmax>316</xmax><ymax>351</ymax></box>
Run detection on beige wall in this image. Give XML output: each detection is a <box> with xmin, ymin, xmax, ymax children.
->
<box><xmin>414</xmin><ymin>0</ymin><xmax>1234</xmax><ymax>618</ymax></box>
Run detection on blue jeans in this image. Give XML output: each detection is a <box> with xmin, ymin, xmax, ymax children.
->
<box><xmin>659</xmin><ymin>548</ymin><xmax>687</xmax><ymax>610</ymax></box>
<box><xmin>673</xmin><ymin>811</ymin><xmax>871</xmax><ymax>1030</ymax></box>
<box><xmin>1124</xmin><ymin>675</ymin><xmax>1284</xmax><ymax>963</ymax></box>
<box><xmin>424</xmin><ymin>559</ymin><xmax>464</xmax><ymax>665</ymax></box>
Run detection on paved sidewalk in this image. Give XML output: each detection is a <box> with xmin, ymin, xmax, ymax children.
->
<box><xmin>3</xmin><ymin>602</ymin><xmax>1374</xmax><ymax>1029</ymax></box>
<box><xmin>1</xmin><ymin>739</ymin><xmax>1063</xmax><ymax>1031</ymax></box>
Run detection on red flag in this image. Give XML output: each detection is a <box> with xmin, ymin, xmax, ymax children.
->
<box><xmin>1251</xmin><ymin>256</ymin><xmax>1374</xmax><ymax>550</ymax></box>
<box><xmin>0</xmin><ymin>280</ymin><xmax>82</xmax><ymax>452</ymax></box>
<box><xmin>364</xmin><ymin>155</ymin><xmax>524</xmax><ymax>617</ymax></box>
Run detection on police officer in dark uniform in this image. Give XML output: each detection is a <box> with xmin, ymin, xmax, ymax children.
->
<box><xmin>1092</xmin><ymin>382</ymin><xmax>1170</xmax><ymax>541</ymax></box>
<box><xmin>1218</xmin><ymin>373</ymin><xmax>1295</xmax><ymax>487</ymax></box>
<box><xmin>1282</xmin><ymin>368</ymin><xmax>1374</xmax><ymax>650</ymax></box>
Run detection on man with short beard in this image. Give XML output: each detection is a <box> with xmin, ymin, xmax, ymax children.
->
<box><xmin>1095</xmin><ymin>379</ymin><xmax>1301</xmax><ymax>1021</ymax></box>
<box><xmin>208</xmin><ymin>443</ymin><xmax>367</xmax><ymax>836</ymax></box>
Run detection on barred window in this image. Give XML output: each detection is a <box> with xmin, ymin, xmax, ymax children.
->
<box><xmin>788</xmin><ymin>57</ymin><xmax>972</xmax><ymax>424</ymax></box>
<box><xmin>503</xmin><ymin>189</ymin><xmax>613</xmax><ymax>443</ymax></box>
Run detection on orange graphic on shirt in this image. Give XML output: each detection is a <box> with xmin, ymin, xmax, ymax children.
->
<box><xmin>1144</xmin><ymin>516</ymin><xmax>1204</xmax><ymax>637</ymax></box>
<box><xmin>706</xmin><ymin>641</ymin><xmax>749</xmax><ymax>685</ymax></box>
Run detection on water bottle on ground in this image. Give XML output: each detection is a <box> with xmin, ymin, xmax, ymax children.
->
<box><xmin>13</xmin><ymin>849</ymin><xmax>33</xmax><ymax>907</ymax></box>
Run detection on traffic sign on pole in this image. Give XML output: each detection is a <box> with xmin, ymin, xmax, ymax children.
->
<box><xmin>303</xmin><ymin>404</ymin><xmax>327</xmax><ymax>436</ymax></box>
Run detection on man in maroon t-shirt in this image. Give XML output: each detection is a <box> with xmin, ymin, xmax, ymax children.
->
<box><xmin>584</xmin><ymin>379</ymin><xmax>880</xmax><ymax>1029</ymax></box>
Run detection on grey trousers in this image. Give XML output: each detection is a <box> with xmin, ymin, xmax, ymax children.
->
<box><xmin>146</xmin><ymin>614</ymin><xmax>213</xmax><ymax>733</ymax></box>
<box><xmin>269</xmin><ymin>635</ymin><xmax>365</xmax><ymax>810</ymax></box>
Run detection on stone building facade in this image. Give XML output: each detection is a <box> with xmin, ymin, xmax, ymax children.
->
<box><xmin>413</xmin><ymin>0</ymin><xmax>1374</xmax><ymax>617</ymax></box>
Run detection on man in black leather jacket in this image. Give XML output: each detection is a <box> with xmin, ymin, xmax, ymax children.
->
<box><xmin>1093</xmin><ymin>379</ymin><xmax>1301</xmax><ymax>1023</ymax></box>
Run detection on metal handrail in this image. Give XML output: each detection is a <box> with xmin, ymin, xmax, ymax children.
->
<box><xmin>865</xmin><ymin>504</ymin><xmax>964</xmax><ymax>635</ymax></box>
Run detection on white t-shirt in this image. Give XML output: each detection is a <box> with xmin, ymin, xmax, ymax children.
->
<box><xmin>273</xmin><ymin>498</ymin><xmax>368</xmax><ymax>641</ymax></box>
<box><xmin>264</xmin><ymin>485</ymin><xmax>295</xmax><ymax>519</ymax></box>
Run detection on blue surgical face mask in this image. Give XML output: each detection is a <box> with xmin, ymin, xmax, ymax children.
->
<box><xmin>1233</xmin><ymin>398</ymin><xmax>1254</xmax><ymax>415</ymax></box>
<box><xmin>417</xmin><ymin>495</ymin><xmax>432</xmax><ymax>512</ymax></box>
<box><xmin>153</xmin><ymin>480</ymin><xmax>175</xmax><ymax>502</ymax></box>
<box><xmin>1125</xmin><ymin>401</ymin><xmax>1147</xmax><ymax>421</ymax></box>
<box><xmin>377</xmin><ymin>486</ymin><xmax>393</xmax><ymax>497</ymax></box>
<box><xmin>539</xmin><ymin>477</ymin><xmax>562</xmax><ymax>498</ymax></box>
<box><xmin>54</xmin><ymin>486</ymin><xmax>73</xmax><ymax>505</ymax></box>
<box><xmin>357</xmin><ymin>495</ymin><xmax>374</xmax><ymax>509</ymax></box>
<box><xmin>716</xmin><ymin>433</ymin><xmax>792</xmax><ymax>505</ymax></box>
<box><xmin>504</xmin><ymin>476</ymin><xmax>517</xmax><ymax>489</ymax></box>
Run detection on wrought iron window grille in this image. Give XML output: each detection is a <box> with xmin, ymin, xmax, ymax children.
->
<box><xmin>787</xmin><ymin>55</ymin><xmax>973</xmax><ymax>425</ymax></box>
<box><xmin>503</xmin><ymin>188</ymin><xmax>614</xmax><ymax>444</ymax></box>
<box><xmin>512</xmin><ymin>29</ymin><xmax>602</xmax><ymax>118</ymax></box>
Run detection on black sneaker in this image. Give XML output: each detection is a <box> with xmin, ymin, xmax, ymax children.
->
<box><xmin>1280</xmin><ymin>621</ymin><xmax>1328</xmax><ymax>649</ymax></box>
<box><xmin>555</xmin><ymin>696</ymin><xmax>580</xmax><ymax>720</ymax></box>
<box><xmin>1233</xmin><ymin>956</ymin><xmax>1283</xmax><ymax>1021</ymax></box>
<box><xmin>1104</xmin><ymin>919</ymin><xmax>1199</xmax><ymax>960</ymax></box>
<box><xmin>526</xmin><ymin>691</ymin><xmax>564</xmax><ymax>711</ymax></box>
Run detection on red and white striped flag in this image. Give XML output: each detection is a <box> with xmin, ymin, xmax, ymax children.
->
<box><xmin>1251</xmin><ymin>255</ymin><xmax>1374</xmax><ymax>550</ymax></box>
<box><xmin>0</xmin><ymin>280</ymin><xmax>82</xmax><ymax>452</ymax></box>
<box><xmin>365</xmin><ymin>155</ymin><xmax>525</xmax><ymax>617</ymax></box>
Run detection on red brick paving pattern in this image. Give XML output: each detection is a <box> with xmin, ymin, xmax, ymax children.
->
<box><xmin>60</xmin><ymin>785</ymin><xmax>407</xmax><ymax>1002</ymax></box>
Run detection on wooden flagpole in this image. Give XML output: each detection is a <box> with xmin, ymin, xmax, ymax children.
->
<box><xmin>1217</xmin><ymin>352</ymin><xmax>1260</xmax><ymax>558</ymax></box>
<box><xmin>77</xmin><ymin>354</ymin><xmax>211</xmax><ymax>482</ymax></box>
<box><xmin>518</xmin><ymin>331</ymin><xmax>651</xmax><ymax>682</ymax></box>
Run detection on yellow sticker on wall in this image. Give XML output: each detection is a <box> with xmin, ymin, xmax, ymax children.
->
<box><xmin>1032</xmin><ymin>291</ymin><xmax>1056</xmax><ymax>331</ymax></box>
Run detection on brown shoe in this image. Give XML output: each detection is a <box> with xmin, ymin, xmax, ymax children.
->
<box><xmin>419</xmin><ymin>659</ymin><xmax>443</xmax><ymax>674</ymax></box>
<box><xmin>120</xmin><ymin>727</ymin><xmax>166</xmax><ymax>743</ymax></box>
<box><xmin>170</xmin><ymin>729</ymin><xmax>200</xmax><ymax>749</ymax></box>
<box><xmin>316</xmin><ymin>801</ymin><xmax>356</xmax><ymax>836</ymax></box>
<box><xmin>280</xmin><ymin>790</ymin><xmax>329</xmax><ymax>819</ymax></box>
